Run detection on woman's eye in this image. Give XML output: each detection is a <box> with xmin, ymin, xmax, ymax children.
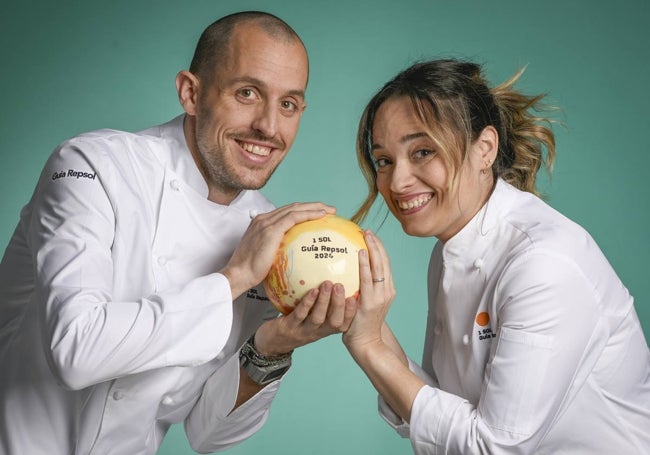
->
<box><xmin>374</xmin><ymin>158</ymin><xmax>391</xmax><ymax>168</ymax></box>
<box><xmin>413</xmin><ymin>149</ymin><xmax>434</xmax><ymax>159</ymax></box>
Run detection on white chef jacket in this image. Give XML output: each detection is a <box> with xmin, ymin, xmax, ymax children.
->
<box><xmin>379</xmin><ymin>179</ymin><xmax>650</xmax><ymax>454</ymax></box>
<box><xmin>0</xmin><ymin>115</ymin><xmax>284</xmax><ymax>454</ymax></box>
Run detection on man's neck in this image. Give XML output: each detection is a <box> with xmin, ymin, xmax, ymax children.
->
<box><xmin>182</xmin><ymin>115</ymin><xmax>241</xmax><ymax>206</ymax></box>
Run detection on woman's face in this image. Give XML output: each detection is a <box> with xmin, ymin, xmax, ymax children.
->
<box><xmin>371</xmin><ymin>96</ymin><xmax>495</xmax><ymax>241</ymax></box>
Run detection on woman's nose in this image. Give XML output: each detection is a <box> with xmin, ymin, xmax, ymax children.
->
<box><xmin>389</xmin><ymin>160</ymin><xmax>416</xmax><ymax>193</ymax></box>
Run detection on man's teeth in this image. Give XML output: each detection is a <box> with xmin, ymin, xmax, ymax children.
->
<box><xmin>241</xmin><ymin>142</ymin><xmax>271</xmax><ymax>156</ymax></box>
<box><xmin>398</xmin><ymin>194</ymin><xmax>433</xmax><ymax>210</ymax></box>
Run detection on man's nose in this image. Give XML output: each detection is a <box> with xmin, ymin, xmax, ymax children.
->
<box><xmin>251</xmin><ymin>102</ymin><xmax>278</xmax><ymax>139</ymax></box>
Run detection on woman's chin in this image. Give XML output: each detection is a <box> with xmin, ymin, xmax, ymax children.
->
<box><xmin>400</xmin><ymin>220</ymin><xmax>434</xmax><ymax>238</ymax></box>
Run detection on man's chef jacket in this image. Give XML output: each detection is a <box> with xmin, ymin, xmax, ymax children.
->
<box><xmin>0</xmin><ymin>115</ymin><xmax>282</xmax><ymax>454</ymax></box>
<box><xmin>379</xmin><ymin>179</ymin><xmax>650</xmax><ymax>454</ymax></box>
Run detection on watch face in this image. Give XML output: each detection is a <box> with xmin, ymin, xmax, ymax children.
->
<box><xmin>262</xmin><ymin>365</ymin><xmax>289</xmax><ymax>384</ymax></box>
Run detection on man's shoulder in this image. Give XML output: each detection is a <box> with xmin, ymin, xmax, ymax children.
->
<box><xmin>40</xmin><ymin>121</ymin><xmax>181</xmax><ymax>194</ymax></box>
<box><xmin>67</xmin><ymin>124</ymin><xmax>168</xmax><ymax>151</ymax></box>
<box><xmin>53</xmin><ymin>117</ymin><xmax>182</xmax><ymax>166</ymax></box>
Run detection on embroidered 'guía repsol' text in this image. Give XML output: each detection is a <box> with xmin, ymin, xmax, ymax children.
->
<box><xmin>52</xmin><ymin>170</ymin><xmax>97</xmax><ymax>181</ymax></box>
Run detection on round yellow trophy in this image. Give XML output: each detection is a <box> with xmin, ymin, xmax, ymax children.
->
<box><xmin>264</xmin><ymin>215</ymin><xmax>367</xmax><ymax>314</ymax></box>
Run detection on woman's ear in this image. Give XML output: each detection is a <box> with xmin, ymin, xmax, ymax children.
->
<box><xmin>476</xmin><ymin>126</ymin><xmax>499</xmax><ymax>164</ymax></box>
<box><xmin>175</xmin><ymin>70</ymin><xmax>200</xmax><ymax>116</ymax></box>
<box><xmin>473</xmin><ymin>125</ymin><xmax>499</xmax><ymax>172</ymax></box>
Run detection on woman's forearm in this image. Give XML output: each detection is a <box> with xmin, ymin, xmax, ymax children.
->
<box><xmin>348</xmin><ymin>340</ymin><xmax>425</xmax><ymax>423</ymax></box>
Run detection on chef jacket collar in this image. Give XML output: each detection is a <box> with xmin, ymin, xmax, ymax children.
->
<box><xmin>155</xmin><ymin>115</ymin><xmax>254</xmax><ymax>208</ymax></box>
<box><xmin>442</xmin><ymin>178</ymin><xmax>513</xmax><ymax>263</ymax></box>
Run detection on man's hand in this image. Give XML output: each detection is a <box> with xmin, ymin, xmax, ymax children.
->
<box><xmin>232</xmin><ymin>279</ymin><xmax>357</xmax><ymax>411</ymax></box>
<box><xmin>253</xmin><ymin>280</ymin><xmax>358</xmax><ymax>356</ymax></box>
<box><xmin>220</xmin><ymin>202</ymin><xmax>335</xmax><ymax>299</ymax></box>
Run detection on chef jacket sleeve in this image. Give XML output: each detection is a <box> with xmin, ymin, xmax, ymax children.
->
<box><xmin>30</xmin><ymin>139</ymin><xmax>236</xmax><ymax>390</ymax></box>
<box><xmin>378</xmin><ymin>357</ymin><xmax>437</xmax><ymax>438</ymax></box>
<box><xmin>184</xmin><ymin>352</ymin><xmax>285</xmax><ymax>452</ymax></box>
<box><xmin>407</xmin><ymin>250</ymin><xmax>606</xmax><ymax>455</ymax></box>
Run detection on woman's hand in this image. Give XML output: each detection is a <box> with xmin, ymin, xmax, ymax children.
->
<box><xmin>343</xmin><ymin>230</ymin><xmax>396</xmax><ymax>356</ymax></box>
<box><xmin>220</xmin><ymin>202</ymin><xmax>335</xmax><ymax>299</ymax></box>
<box><xmin>341</xmin><ymin>231</ymin><xmax>423</xmax><ymax>422</ymax></box>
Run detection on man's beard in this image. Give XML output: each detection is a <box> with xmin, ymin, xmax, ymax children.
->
<box><xmin>195</xmin><ymin>128</ymin><xmax>280</xmax><ymax>197</ymax></box>
<box><xmin>192</xmin><ymin>96</ymin><xmax>288</xmax><ymax>196</ymax></box>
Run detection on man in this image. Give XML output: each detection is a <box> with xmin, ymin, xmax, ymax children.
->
<box><xmin>0</xmin><ymin>11</ymin><xmax>355</xmax><ymax>454</ymax></box>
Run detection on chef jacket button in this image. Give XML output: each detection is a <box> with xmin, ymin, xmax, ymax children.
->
<box><xmin>162</xmin><ymin>396</ymin><xmax>174</xmax><ymax>406</ymax></box>
<box><xmin>157</xmin><ymin>256</ymin><xmax>167</xmax><ymax>266</ymax></box>
<box><xmin>473</xmin><ymin>258</ymin><xmax>485</xmax><ymax>269</ymax></box>
<box><xmin>112</xmin><ymin>391</ymin><xmax>124</xmax><ymax>401</ymax></box>
<box><xmin>462</xmin><ymin>334</ymin><xmax>470</xmax><ymax>345</ymax></box>
<box><xmin>170</xmin><ymin>179</ymin><xmax>181</xmax><ymax>191</ymax></box>
<box><xmin>249</xmin><ymin>209</ymin><xmax>259</xmax><ymax>219</ymax></box>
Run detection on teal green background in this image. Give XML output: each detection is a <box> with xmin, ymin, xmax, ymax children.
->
<box><xmin>1</xmin><ymin>1</ymin><xmax>648</xmax><ymax>454</ymax></box>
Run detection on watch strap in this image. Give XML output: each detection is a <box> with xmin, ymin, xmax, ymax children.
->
<box><xmin>239</xmin><ymin>334</ymin><xmax>292</xmax><ymax>385</ymax></box>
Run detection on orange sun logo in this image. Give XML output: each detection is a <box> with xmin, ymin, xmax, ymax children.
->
<box><xmin>476</xmin><ymin>312</ymin><xmax>490</xmax><ymax>327</ymax></box>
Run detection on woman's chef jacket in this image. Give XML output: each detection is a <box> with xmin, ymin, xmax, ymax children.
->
<box><xmin>379</xmin><ymin>179</ymin><xmax>650</xmax><ymax>454</ymax></box>
<box><xmin>0</xmin><ymin>115</ymin><xmax>282</xmax><ymax>454</ymax></box>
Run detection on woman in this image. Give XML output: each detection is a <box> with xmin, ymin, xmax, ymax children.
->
<box><xmin>343</xmin><ymin>59</ymin><xmax>650</xmax><ymax>454</ymax></box>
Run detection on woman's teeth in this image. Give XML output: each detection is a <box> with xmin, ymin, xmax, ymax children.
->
<box><xmin>398</xmin><ymin>194</ymin><xmax>433</xmax><ymax>210</ymax></box>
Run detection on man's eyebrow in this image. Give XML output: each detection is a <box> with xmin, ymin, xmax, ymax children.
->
<box><xmin>229</xmin><ymin>76</ymin><xmax>305</xmax><ymax>100</ymax></box>
<box><xmin>372</xmin><ymin>132</ymin><xmax>429</xmax><ymax>151</ymax></box>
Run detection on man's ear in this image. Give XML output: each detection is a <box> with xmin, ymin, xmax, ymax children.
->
<box><xmin>175</xmin><ymin>70</ymin><xmax>200</xmax><ymax>115</ymax></box>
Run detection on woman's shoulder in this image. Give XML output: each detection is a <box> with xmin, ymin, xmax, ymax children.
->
<box><xmin>497</xmin><ymin>181</ymin><xmax>592</xmax><ymax>255</ymax></box>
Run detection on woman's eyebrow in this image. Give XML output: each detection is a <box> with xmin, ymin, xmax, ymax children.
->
<box><xmin>372</xmin><ymin>131</ymin><xmax>429</xmax><ymax>151</ymax></box>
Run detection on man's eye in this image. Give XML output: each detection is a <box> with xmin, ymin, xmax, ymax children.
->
<box><xmin>281</xmin><ymin>100</ymin><xmax>298</xmax><ymax>112</ymax></box>
<box><xmin>239</xmin><ymin>88</ymin><xmax>255</xmax><ymax>98</ymax></box>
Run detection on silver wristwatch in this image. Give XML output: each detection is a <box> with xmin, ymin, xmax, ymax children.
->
<box><xmin>239</xmin><ymin>334</ymin><xmax>292</xmax><ymax>385</ymax></box>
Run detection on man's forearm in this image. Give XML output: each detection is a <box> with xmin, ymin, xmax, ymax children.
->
<box><xmin>231</xmin><ymin>366</ymin><xmax>265</xmax><ymax>412</ymax></box>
